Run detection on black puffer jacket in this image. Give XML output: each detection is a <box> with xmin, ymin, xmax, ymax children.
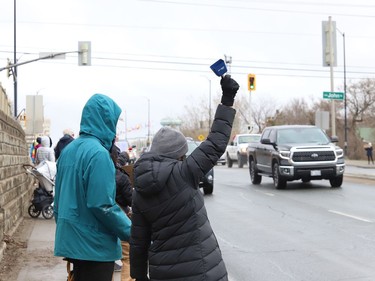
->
<box><xmin>130</xmin><ymin>104</ymin><xmax>235</xmax><ymax>281</ymax></box>
<box><xmin>54</xmin><ymin>134</ymin><xmax>74</xmax><ymax>160</ymax></box>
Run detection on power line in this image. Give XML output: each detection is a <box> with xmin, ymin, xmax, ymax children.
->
<box><xmin>1</xmin><ymin>47</ymin><xmax>374</xmax><ymax>70</ymax></box>
<box><xmin>139</xmin><ymin>0</ymin><xmax>375</xmax><ymax>18</ymax></box>
<box><xmin>198</xmin><ymin>0</ymin><xmax>375</xmax><ymax>9</ymax></box>
<box><xmin>1</xmin><ymin>49</ymin><xmax>375</xmax><ymax>78</ymax></box>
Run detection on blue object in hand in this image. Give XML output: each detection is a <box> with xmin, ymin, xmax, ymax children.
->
<box><xmin>210</xmin><ymin>59</ymin><xmax>227</xmax><ymax>77</ymax></box>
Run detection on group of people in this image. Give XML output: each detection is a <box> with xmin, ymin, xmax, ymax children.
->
<box><xmin>30</xmin><ymin>129</ymin><xmax>75</xmax><ymax>165</ymax></box>
<box><xmin>52</xmin><ymin>74</ymin><xmax>240</xmax><ymax>281</ymax></box>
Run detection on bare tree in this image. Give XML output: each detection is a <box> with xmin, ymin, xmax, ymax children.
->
<box><xmin>250</xmin><ymin>95</ymin><xmax>279</xmax><ymax>132</ymax></box>
<box><xmin>273</xmin><ymin>98</ymin><xmax>313</xmax><ymax>125</ymax></box>
<box><xmin>347</xmin><ymin>78</ymin><xmax>375</xmax><ymax>126</ymax></box>
<box><xmin>343</xmin><ymin>78</ymin><xmax>375</xmax><ymax>159</ymax></box>
<box><xmin>179</xmin><ymin>95</ymin><xmax>210</xmax><ymax>139</ymax></box>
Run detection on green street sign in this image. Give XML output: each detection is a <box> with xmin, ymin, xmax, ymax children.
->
<box><xmin>323</xmin><ymin>91</ymin><xmax>344</xmax><ymax>100</ymax></box>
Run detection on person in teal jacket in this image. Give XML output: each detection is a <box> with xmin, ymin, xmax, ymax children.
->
<box><xmin>54</xmin><ymin>93</ymin><xmax>131</xmax><ymax>281</ymax></box>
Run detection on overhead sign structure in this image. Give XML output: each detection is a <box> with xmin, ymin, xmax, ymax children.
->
<box><xmin>39</xmin><ymin>52</ymin><xmax>66</xmax><ymax>59</ymax></box>
<box><xmin>248</xmin><ymin>74</ymin><xmax>256</xmax><ymax>91</ymax></box>
<box><xmin>323</xmin><ymin>91</ymin><xmax>344</xmax><ymax>100</ymax></box>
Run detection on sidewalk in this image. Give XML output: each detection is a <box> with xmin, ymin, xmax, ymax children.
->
<box><xmin>1</xmin><ymin>160</ymin><xmax>374</xmax><ymax>281</ymax></box>
<box><xmin>0</xmin><ymin>217</ymin><xmax>122</xmax><ymax>281</ymax></box>
<box><xmin>344</xmin><ymin>159</ymin><xmax>375</xmax><ymax>180</ymax></box>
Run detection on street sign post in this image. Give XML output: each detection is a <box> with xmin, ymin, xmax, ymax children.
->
<box><xmin>323</xmin><ymin>91</ymin><xmax>344</xmax><ymax>100</ymax></box>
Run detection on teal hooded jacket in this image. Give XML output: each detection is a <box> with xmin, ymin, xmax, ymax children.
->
<box><xmin>54</xmin><ymin>93</ymin><xmax>131</xmax><ymax>262</ymax></box>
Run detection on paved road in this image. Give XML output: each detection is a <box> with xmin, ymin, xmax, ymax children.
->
<box><xmin>7</xmin><ymin>161</ymin><xmax>375</xmax><ymax>281</ymax></box>
<box><xmin>207</xmin><ymin>164</ymin><xmax>375</xmax><ymax>281</ymax></box>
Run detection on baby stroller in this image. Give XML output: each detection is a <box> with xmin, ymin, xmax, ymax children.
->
<box><xmin>23</xmin><ymin>160</ymin><xmax>56</xmax><ymax>219</ymax></box>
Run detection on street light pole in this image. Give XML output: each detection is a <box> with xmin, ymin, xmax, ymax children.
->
<box><xmin>337</xmin><ymin>28</ymin><xmax>347</xmax><ymax>155</ymax></box>
<box><xmin>200</xmin><ymin>76</ymin><xmax>212</xmax><ymax>134</ymax></box>
<box><xmin>124</xmin><ymin>109</ymin><xmax>128</xmax><ymax>141</ymax></box>
<box><xmin>140</xmin><ymin>96</ymin><xmax>151</xmax><ymax>146</ymax></box>
<box><xmin>343</xmin><ymin>32</ymin><xmax>348</xmax><ymax>156</ymax></box>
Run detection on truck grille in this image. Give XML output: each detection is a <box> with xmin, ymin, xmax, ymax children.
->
<box><xmin>292</xmin><ymin>151</ymin><xmax>335</xmax><ymax>162</ymax></box>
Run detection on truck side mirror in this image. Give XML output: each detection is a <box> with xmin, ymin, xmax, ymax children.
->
<box><xmin>230</xmin><ymin>141</ymin><xmax>234</xmax><ymax>146</ymax></box>
<box><xmin>261</xmin><ymin>138</ymin><xmax>272</xmax><ymax>145</ymax></box>
<box><xmin>331</xmin><ymin>136</ymin><xmax>339</xmax><ymax>143</ymax></box>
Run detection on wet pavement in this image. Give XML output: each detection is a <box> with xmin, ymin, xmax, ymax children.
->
<box><xmin>4</xmin><ymin>159</ymin><xmax>375</xmax><ymax>281</ymax></box>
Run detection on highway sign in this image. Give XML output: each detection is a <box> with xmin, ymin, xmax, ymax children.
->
<box><xmin>323</xmin><ymin>91</ymin><xmax>344</xmax><ymax>100</ymax></box>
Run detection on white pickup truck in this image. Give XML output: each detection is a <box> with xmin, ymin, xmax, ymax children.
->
<box><xmin>226</xmin><ymin>133</ymin><xmax>261</xmax><ymax>168</ymax></box>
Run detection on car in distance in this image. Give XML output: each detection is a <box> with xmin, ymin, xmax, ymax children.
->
<box><xmin>216</xmin><ymin>153</ymin><xmax>226</xmax><ymax>165</ymax></box>
<box><xmin>226</xmin><ymin>133</ymin><xmax>261</xmax><ymax>168</ymax></box>
<box><xmin>247</xmin><ymin>125</ymin><xmax>345</xmax><ymax>189</ymax></box>
<box><xmin>186</xmin><ymin>139</ymin><xmax>214</xmax><ymax>195</ymax></box>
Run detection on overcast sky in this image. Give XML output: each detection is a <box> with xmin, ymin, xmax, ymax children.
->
<box><xmin>1</xmin><ymin>0</ymin><xmax>375</xmax><ymax>144</ymax></box>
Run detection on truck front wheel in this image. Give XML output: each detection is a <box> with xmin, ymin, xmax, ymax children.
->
<box><xmin>329</xmin><ymin>175</ymin><xmax>343</xmax><ymax>188</ymax></box>
<box><xmin>249</xmin><ymin>158</ymin><xmax>262</xmax><ymax>184</ymax></box>
<box><xmin>238</xmin><ymin>153</ymin><xmax>244</xmax><ymax>168</ymax></box>
<box><xmin>273</xmin><ymin>162</ymin><xmax>287</xmax><ymax>189</ymax></box>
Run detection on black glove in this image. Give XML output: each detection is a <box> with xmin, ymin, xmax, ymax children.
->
<box><xmin>220</xmin><ymin>74</ymin><xmax>239</xmax><ymax>106</ymax></box>
<box><xmin>136</xmin><ymin>279</ymin><xmax>149</xmax><ymax>281</ymax></box>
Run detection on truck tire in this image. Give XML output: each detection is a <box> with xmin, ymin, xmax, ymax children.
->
<box><xmin>249</xmin><ymin>158</ymin><xmax>262</xmax><ymax>184</ymax></box>
<box><xmin>329</xmin><ymin>175</ymin><xmax>343</xmax><ymax>188</ymax></box>
<box><xmin>238</xmin><ymin>153</ymin><xmax>244</xmax><ymax>168</ymax></box>
<box><xmin>227</xmin><ymin>153</ymin><xmax>233</xmax><ymax>168</ymax></box>
<box><xmin>273</xmin><ymin>162</ymin><xmax>287</xmax><ymax>189</ymax></box>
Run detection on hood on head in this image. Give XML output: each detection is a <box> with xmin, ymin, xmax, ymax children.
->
<box><xmin>79</xmin><ymin>93</ymin><xmax>122</xmax><ymax>151</ymax></box>
<box><xmin>40</xmin><ymin>136</ymin><xmax>51</xmax><ymax>147</ymax></box>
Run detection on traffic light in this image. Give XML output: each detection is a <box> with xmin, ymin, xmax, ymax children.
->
<box><xmin>248</xmin><ymin>74</ymin><xmax>256</xmax><ymax>91</ymax></box>
<box><xmin>6</xmin><ymin>59</ymin><xmax>12</xmax><ymax>78</ymax></box>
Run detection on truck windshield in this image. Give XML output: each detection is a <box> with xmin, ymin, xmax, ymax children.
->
<box><xmin>277</xmin><ymin>128</ymin><xmax>330</xmax><ymax>144</ymax></box>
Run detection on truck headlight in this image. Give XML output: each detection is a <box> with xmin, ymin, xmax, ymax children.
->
<box><xmin>240</xmin><ymin>147</ymin><xmax>247</xmax><ymax>153</ymax></box>
<box><xmin>279</xmin><ymin>150</ymin><xmax>291</xmax><ymax>159</ymax></box>
<box><xmin>335</xmin><ymin>148</ymin><xmax>344</xmax><ymax>158</ymax></box>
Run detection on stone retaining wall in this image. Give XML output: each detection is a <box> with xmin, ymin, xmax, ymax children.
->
<box><xmin>0</xmin><ymin>110</ymin><xmax>33</xmax><ymax>261</ymax></box>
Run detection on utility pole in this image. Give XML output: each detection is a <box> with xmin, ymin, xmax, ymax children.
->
<box><xmin>322</xmin><ymin>17</ymin><xmax>337</xmax><ymax>137</ymax></box>
<box><xmin>329</xmin><ymin>16</ymin><xmax>336</xmax><ymax>137</ymax></box>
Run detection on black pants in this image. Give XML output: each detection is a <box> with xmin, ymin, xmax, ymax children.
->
<box><xmin>70</xmin><ymin>259</ymin><xmax>114</xmax><ymax>281</ymax></box>
<box><xmin>368</xmin><ymin>154</ymin><xmax>374</xmax><ymax>164</ymax></box>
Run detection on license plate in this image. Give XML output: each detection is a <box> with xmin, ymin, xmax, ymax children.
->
<box><xmin>311</xmin><ymin>170</ymin><xmax>321</xmax><ymax>176</ymax></box>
